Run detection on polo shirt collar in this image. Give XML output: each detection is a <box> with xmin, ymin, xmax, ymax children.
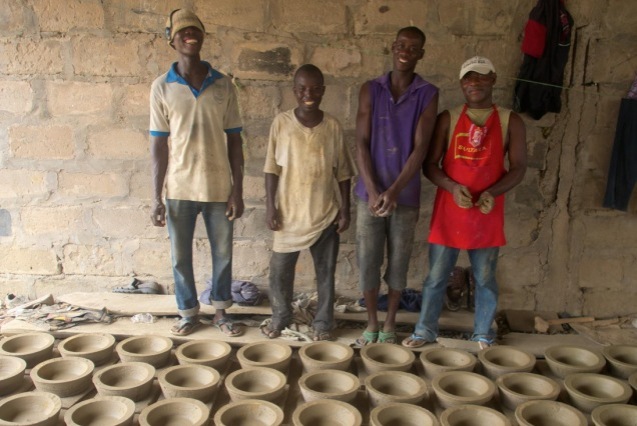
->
<box><xmin>166</xmin><ymin>61</ymin><xmax>223</xmax><ymax>96</ymax></box>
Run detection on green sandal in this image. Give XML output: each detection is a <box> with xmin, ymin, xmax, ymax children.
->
<box><xmin>355</xmin><ymin>330</ymin><xmax>379</xmax><ymax>346</ymax></box>
<box><xmin>378</xmin><ymin>330</ymin><xmax>397</xmax><ymax>344</ymax></box>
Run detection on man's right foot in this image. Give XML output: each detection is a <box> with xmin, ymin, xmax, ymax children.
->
<box><xmin>355</xmin><ymin>329</ymin><xmax>379</xmax><ymax>346</ymax></box>
<box><xmin>401</xmin><ymin>334</ymin><xmax>434</xmax><ymax>348</ymax></box>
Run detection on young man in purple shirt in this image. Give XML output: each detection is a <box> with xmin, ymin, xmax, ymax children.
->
<box><xmin>355</xmin><ymin>26</ymin><xmax>438</xmax><ymax>345</ymax></box>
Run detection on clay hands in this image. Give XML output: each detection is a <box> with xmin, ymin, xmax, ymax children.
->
<box><xmin>452</xmin><ymin>185</ymin><xmax>473</xmax><ymax>209</ymax></box>
<box><xmin>475</xmin><ymin>191</ymin><xmax>494</xmax><ymax>214</ymax></box>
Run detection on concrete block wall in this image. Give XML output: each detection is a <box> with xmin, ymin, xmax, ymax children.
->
<box><xmin>1</xmin><ymin>0</ymin><xmax>636</xmax><ymax>317</ymax></box>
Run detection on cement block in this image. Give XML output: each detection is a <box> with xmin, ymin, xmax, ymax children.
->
<box><xmin>0</xmin><ymin>39</ymin><xmax>64</xmax><ymax>75</ymax></box>
<box><xmin>87</xmin><ymin>128</ymin><xmax>148</xmax><ymax>160</ymax></box>
<box><xmin>271</xmin><ymin>0</ymin><xmax>347</xmax><ymax>35</ymax></box>
<box><xmin>9</xmin><ymin>124</ymin><xmax>74</xmax><ymax>159</ymax></box>
<box><xmin>0</xmin><ymin>81</ymin><xmax>33</xmax><ymax>114</ymax></box>
<box><xmin>47</xmin><ymin>82</ymin><xmax>113</xmax><ymax>117</ymax></box>
<box><xmin>31</xmin><ymin>0</ymin><xmax>104</xmax><ymax>32</ymax></box>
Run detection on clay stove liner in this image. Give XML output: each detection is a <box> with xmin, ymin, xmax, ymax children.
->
<box><xmin>419</xmin><ymin>347</ymin><xmax>477</xmax><ymax>380</ymax></box>
<box><xmin>369</xmin><ymin>402</ymin><xmax>439</xmax><ymax>426</ymax></box>
<box><xmin>298</xmin><ymin>369</ymin><xmax>360</xmax><ymax>403</ymax></box>
<box><xmin>236</xmin><ymin>341</ymin><xmax>293</xmax><ymax>372</ymax></box>
<box><xmin>64</xmin><ymin>396</ymin><xmax>135</xmax><ymax>426</ymax></box>
<box><xmin>0</xmin><ymin>355</ymin><xmax>27</xmax><ymax>396</ymax></box>
<box><xmin>591</xmin><ymin>403</ymin><xmax>637</xmax><ymax>426</ymax></box>
<box><xmin>0</xmin><ymin>391</ymin><xmax>61</xmax><ymax>426</ymax></box>
<box><xmin>92</xmin><ymin>361</ymin><xmax>156</xmax><ymax>402</ymax></box>
<box><xmin>224</xmin><ymin>366</ymin><xmax>287</xmax><ymax>402</ymax></box>
<box><xmin>543</xmin><ymin>345</ymin><xmax>605</xmax><ymax>378</ymax></box>
<box><xmin>175</xmin><ymin>339</ymin><xmax>232</xmax><ymax>370</ymax></box>
<box><xmin>440</xmin><ymin>404</ymin><xmax>511</xmax><ymax>426</ymax></box>
<box><xmin>360</xmin><ymin>343</ymin><xmax>415</xmax><ymax>374</ymax></box>
<box><xmin>563</xmin><ymin>372</ymin><xmax>632</xmax><ymax>413</ymax></box>
<box><xmin>157</xmin><ymin>364</ymin><xmax>220</xmax><ymax>402</ymax></box>
<box><xmin>431</xmin><ymin>371</ymin><xmax>496</xmax><ymax>409</ymax></box>
<box><xmin>495</xmin><ymin>372</ymin><xmax>560</xmax><ymax>410</ymax></box>
<box><xmin>364</xmin><ymin>370</ymin><xmax>427</xmax><ymax>408</ymax></box>
<box><xmin>213</xmin><ymin>399</ymin><xmax>284</xmax><ymax>426</ymax></box>
<box><xmin>298</xmin><ymin>341</ymin><xmax>354</xmax><ymax>373</ymax></box>
<box><xmin>30</xmin><ymin>356</ymin><xmax>94</xmax><ymax>398</ymax></box>
<box><xmin>115</xmin><ymin>335</ymin><xmax>173</xmax><ymax>368</ymax></box>
<box><xmin>138</xmin><ymin>397</ymin><xmax>209</xmax><ymax>426</ymax></box>
<box><xmin>477</xmin><ymin>345</ymin><xmax>536</xmax><ymax>379</ymax></box>
<box><xmin>57</xmin><ymin>333</ymin><xmax>116</xmax><ymax>367</ymax></box>
<box><xmin>0</xmin><ymin>333</ymin><xmax>55</xmax><ymax>369</ymax></box>
<box><xmin>515</xmin><ymin>400</ymin><xmax>587</xmax><ymax>426</ymax></box>
<box><xmin>292</xmin><ymin>399</ymin><xmax>362</xmax><ymax>426</ymax></box>
<box><xmin>601</xmin><ymin>344</ymin><xmax>637</xmax><ymax>379</ymax></box>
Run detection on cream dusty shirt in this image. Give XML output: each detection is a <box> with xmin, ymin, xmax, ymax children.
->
<box><xmin>264</xmin><ymin>110</ymin><xmax>356</xmax><ymax>253</ymax></box>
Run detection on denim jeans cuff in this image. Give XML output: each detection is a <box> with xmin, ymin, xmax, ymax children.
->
<box><xmin>178</xmin><ymin>304</ymin><xmax>199</xmax><ymax>319</ymax></box>
<box><xmin>211</xmin><ymin>299</ymin><xmax>233</xmax><ymax>310</ymax></box>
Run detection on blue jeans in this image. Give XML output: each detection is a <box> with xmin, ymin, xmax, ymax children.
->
<box><xmin>166</xmin><ymin>199</ymin><xmax>233</xmax><ymax>318</ymax></box>
<box><xmin>268</xmin><ymin>225</ymin><xmax>339</xmax><ymax>332</ymax></box>
<box><xmin>414</xmin><ymin>243</ymin><xmax>499</xmax><ymax>342</ymax></box>
<box><xmin>356</xmin><ymin>199</ymin><xmax>419</xmax><ymax>291</ymax></box>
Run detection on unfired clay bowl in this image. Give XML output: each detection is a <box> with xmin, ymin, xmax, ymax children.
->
<box><xmin>591</xmin><ymin>403</ymin><xmax>637</xmax><ymax>426</ymax></box>
<box><xmin>157</xmin><ymin>364</ymin><xmax>220</xmax><ymax>402</ymax></box>
<box><xmin>292</xmin><ymin>400</ymin><xmax>362</xmax><ymax>426</ymax></box>
<box><xmin>57</xmin><ymin>333</ymin><xmax>116</xmax><ymax>366</ymax></box>
<box><xmin>629</xmin><ymin>371</ymin><xmax>637</xmax><ymax>397</ymax></box>
<box><xmin>175</xmin><ymin>339</ymin><xmax>232</xmax><ymax>370</ymax></box>
<box><xmin>138</xmin><ymin>397</ymin><xmax>209</xmax><ymax>426</ymax></box>
<box><xmin>360</xmin><ymin>343</ymin><xmax>415</xmax><ymax>374</ymax></box>
<box><xmin>115</xmin><ymin>335</ymin><xmax>173</xmax><ymax>368</ymax></box>
<box><xmin>298</xmin><ymin>369</ymin><xmax>360</xmax><ymax>403</ymax></box>
<box><xmin>515</xmin><ymin>400</ymin><xmax>587</xmax><ymax>426</ymax></box>
<box><xmin>432</xmin><ymin>371</ymin><xmax>496</xmax><ymax>409</ymax></box>
<box><xmin>477</xmin><ymin>345</ymin><xmax>536</xmax><ymax>379</ymax></box>
<box><xmin>214</xmin><ymin>399</ymin><xmax>285</xmax><ymax>426</ymax></box>
<box><xmin>543</xmin><ymin>345</ymin><xmax>605</xmax><ymax>378</ymax></box>
<box><xmin>420</xmin><ymin>347</ymin><xmax>477</xmax><ymax>380</ymax></box>
<box><xmin>370</xmin><ymin>402</ymin><xmax>439</xmax><ymax>426</ymax></box>
<box><xmin>602</xmin><ymin>344</ymin><xmax>637</xmax><ymax>379</ymax></box>
<box><xmin>495</xmin><ymin>372</ymin><xmax>560</xmax><ymax>410</ymax></box>
<box><xmin>64</xmin><ymin>396</ymin><xmax>135</xmax><ymax>426</ymax></box>
<box><xmin>364</xmin><ymin>370</ymin><xmax>428</xmax><ymax>408</ymax></box>
<box><xmin>236</xmin><ymin>341</ymin><xmax>292</xmax><ymax>372</ymax></box>
<box><xmin>0</xmin><ymin>333</ymin><xmax>55</xmax><ymax>369</ymax></box>
<box><xmin>298</xmin><ymin>341</ymin><xmax>354</xmax><ymax>373</ymax></box>
<box><xmin>564</xmin><ymin>372</ymin><xmax>632</xmax><ymax>413</ymax></box>
<box><xmin>440</xmin><ymin>404</ymin><xmax>511</xmax><ymax>426</ymax></box>
<box><xmin>92</xmin><ymin>362</ymin><xmax>156</xmax><ymax>402</ymax></box>
<box><xmin>224</xmin><ymin>366</ymin><xmax>287</xmax><ymax>402</ymax></box>
<box><xmin>0</xmin><ymin>391</ymin><xmax>61</xmax><ymax>426</ymax></box>
<box><xmin>30</xmin><ymin>356</ymin><xmax>94</xmax><ymax>398</ymax></box>
<box><xmin>0</xmin><ymin>355</ymin><xmax>27</xmax><ymax>396</ymax></box>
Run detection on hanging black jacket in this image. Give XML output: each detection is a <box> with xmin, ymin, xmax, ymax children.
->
<box><xmin>514</xmin><ymin>0</ymin><xmax>574</xmax><ymax>120</ymax></box>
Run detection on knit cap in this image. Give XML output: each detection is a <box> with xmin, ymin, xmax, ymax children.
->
<box><xmin>166</xmin><ymin>9</ymin><xmax>205</xmax><ymax>44</ymax></box>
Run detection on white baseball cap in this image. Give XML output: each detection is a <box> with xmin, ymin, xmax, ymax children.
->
<box><xmin>459</xmin><ymin>56</ymin><xmax>495</xmax><ymax>79</ymax></box>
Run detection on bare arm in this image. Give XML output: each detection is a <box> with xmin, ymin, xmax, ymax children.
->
<box><xmin>482</xmin><ymin>112</ymin><xmax>527</xmax><ymax>197</ymax></box>
<box><xmin>265</xmin><ymin>173</ymin><xmax>280</xmax><ymax>231</ymax></box>
<box><xmin>375</xmin><ymin>92</ymin><xmax>439</xmax><ymax>216</ymax></box>
<box><xmin>150</xmin><ymin>135</ymin><xmax>169</xmax><ymax>226</ymax></box>
<box><xmin>336</xmin><ymin>179</ymin><xmax>351</xmax><ymax>233</ymax></box>
<box><xmin>355</xmin><ymin>82</ymin><xmax>379</xmax><ymax>214</ymax></box>
<box><xmin>226</xmin><ymin>132</ymin><xmax>245</xmax><ymax>220</ymax></box>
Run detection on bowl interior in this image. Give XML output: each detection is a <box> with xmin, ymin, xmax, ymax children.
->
<box><xmin>0</xmin><ymin>392</ymin><xmax>62</xmax><ymax>424</ymax></box>
<box><xmin>301</xmin><ymin>370</ymin><xmax>359</xmax><ymax>394</ymax></box>
<box><xmin>33</xmin><ymin>357</ymin><xmax>93</xmax><ymax>381</ymax></box>
<box><xmin>162</xmin><ymin>365</ymin><xmax>220</xmax><ymax>388</ymax></box>
<box><xmin>0</xmin><ymin>333</ymin><xmax>54</xmax><ymax>354</ymax></box>
<box><xmin>227</xmin><ymin>368</ymin><xmax>286</xmax><ymax>393</ymax></box>
<box><xmin>95</xmin><ymin>362</ymin><xmax>155</xmax><ymax>388</ymax></box>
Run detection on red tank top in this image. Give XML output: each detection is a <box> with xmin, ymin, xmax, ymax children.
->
<box><xmin>428</xmin><ymin>105</ymin><xmax>506</xmax><ymax>249</ymax></box>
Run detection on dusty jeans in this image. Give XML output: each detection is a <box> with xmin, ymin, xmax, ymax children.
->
<box><xmin>268</xmin><ymin>225</ymin><xmax>339</xmax><ymax>332</ymax></box>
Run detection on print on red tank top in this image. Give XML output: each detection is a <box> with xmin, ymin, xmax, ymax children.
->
<box><xmin>428</xmin><ymin>105</ymin><xmax>506</xmax><ymax>249</ymax></box>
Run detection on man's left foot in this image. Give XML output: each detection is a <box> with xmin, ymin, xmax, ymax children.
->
<box><xmin>212</xmin><ymin>317</ymin><xmax>243</xmax><ymax>337</ymax></box>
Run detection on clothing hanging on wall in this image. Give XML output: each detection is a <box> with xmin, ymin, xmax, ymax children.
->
<box><xmin>513</xmin><ymin>0</ymin><xmax>573</xmax><ymax>120</ymax></box>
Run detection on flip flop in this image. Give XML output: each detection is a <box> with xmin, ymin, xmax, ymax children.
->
<box><xmin>378</xmin><ymin>330</ymin><xmax>397</xmax><ymax>344</ymax></box>
<box><xmin>260</xmin><ymin>324</ymin><xmax>281</xmax><ymax>339</ymax></box>
<box><xmin>355</xmin><ymin>330</ymin><xmax>379</xmax><ymax>346</ymax></box>
<box><xmin>213</xmin><ymin>317</ymin><xmax>243</xmax><ymax>337</ymax></box>
<box><xmin>313</xmin><ymin>330</ymin><xmax>334</xmax><ymax>341</ymax></box>
<box><xmin>170</xmin><ymin>317</ymin><xmax>200</xmax><ymax>336</ymax></box>
<box><xmin>113</xmin><ymin>278</ymin><xmax>162</xmax><ymax>295</ymax></box>
<box><xmin>401</xmin><ymin>334</ymin><xmax>433</xmax><ymax>348</ymax></box>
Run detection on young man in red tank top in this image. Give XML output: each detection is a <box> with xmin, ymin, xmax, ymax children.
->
<box><xmin>403</xmin><ymin>57</ymin><xmax>527</xmax><ymax>349</ymax></box>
